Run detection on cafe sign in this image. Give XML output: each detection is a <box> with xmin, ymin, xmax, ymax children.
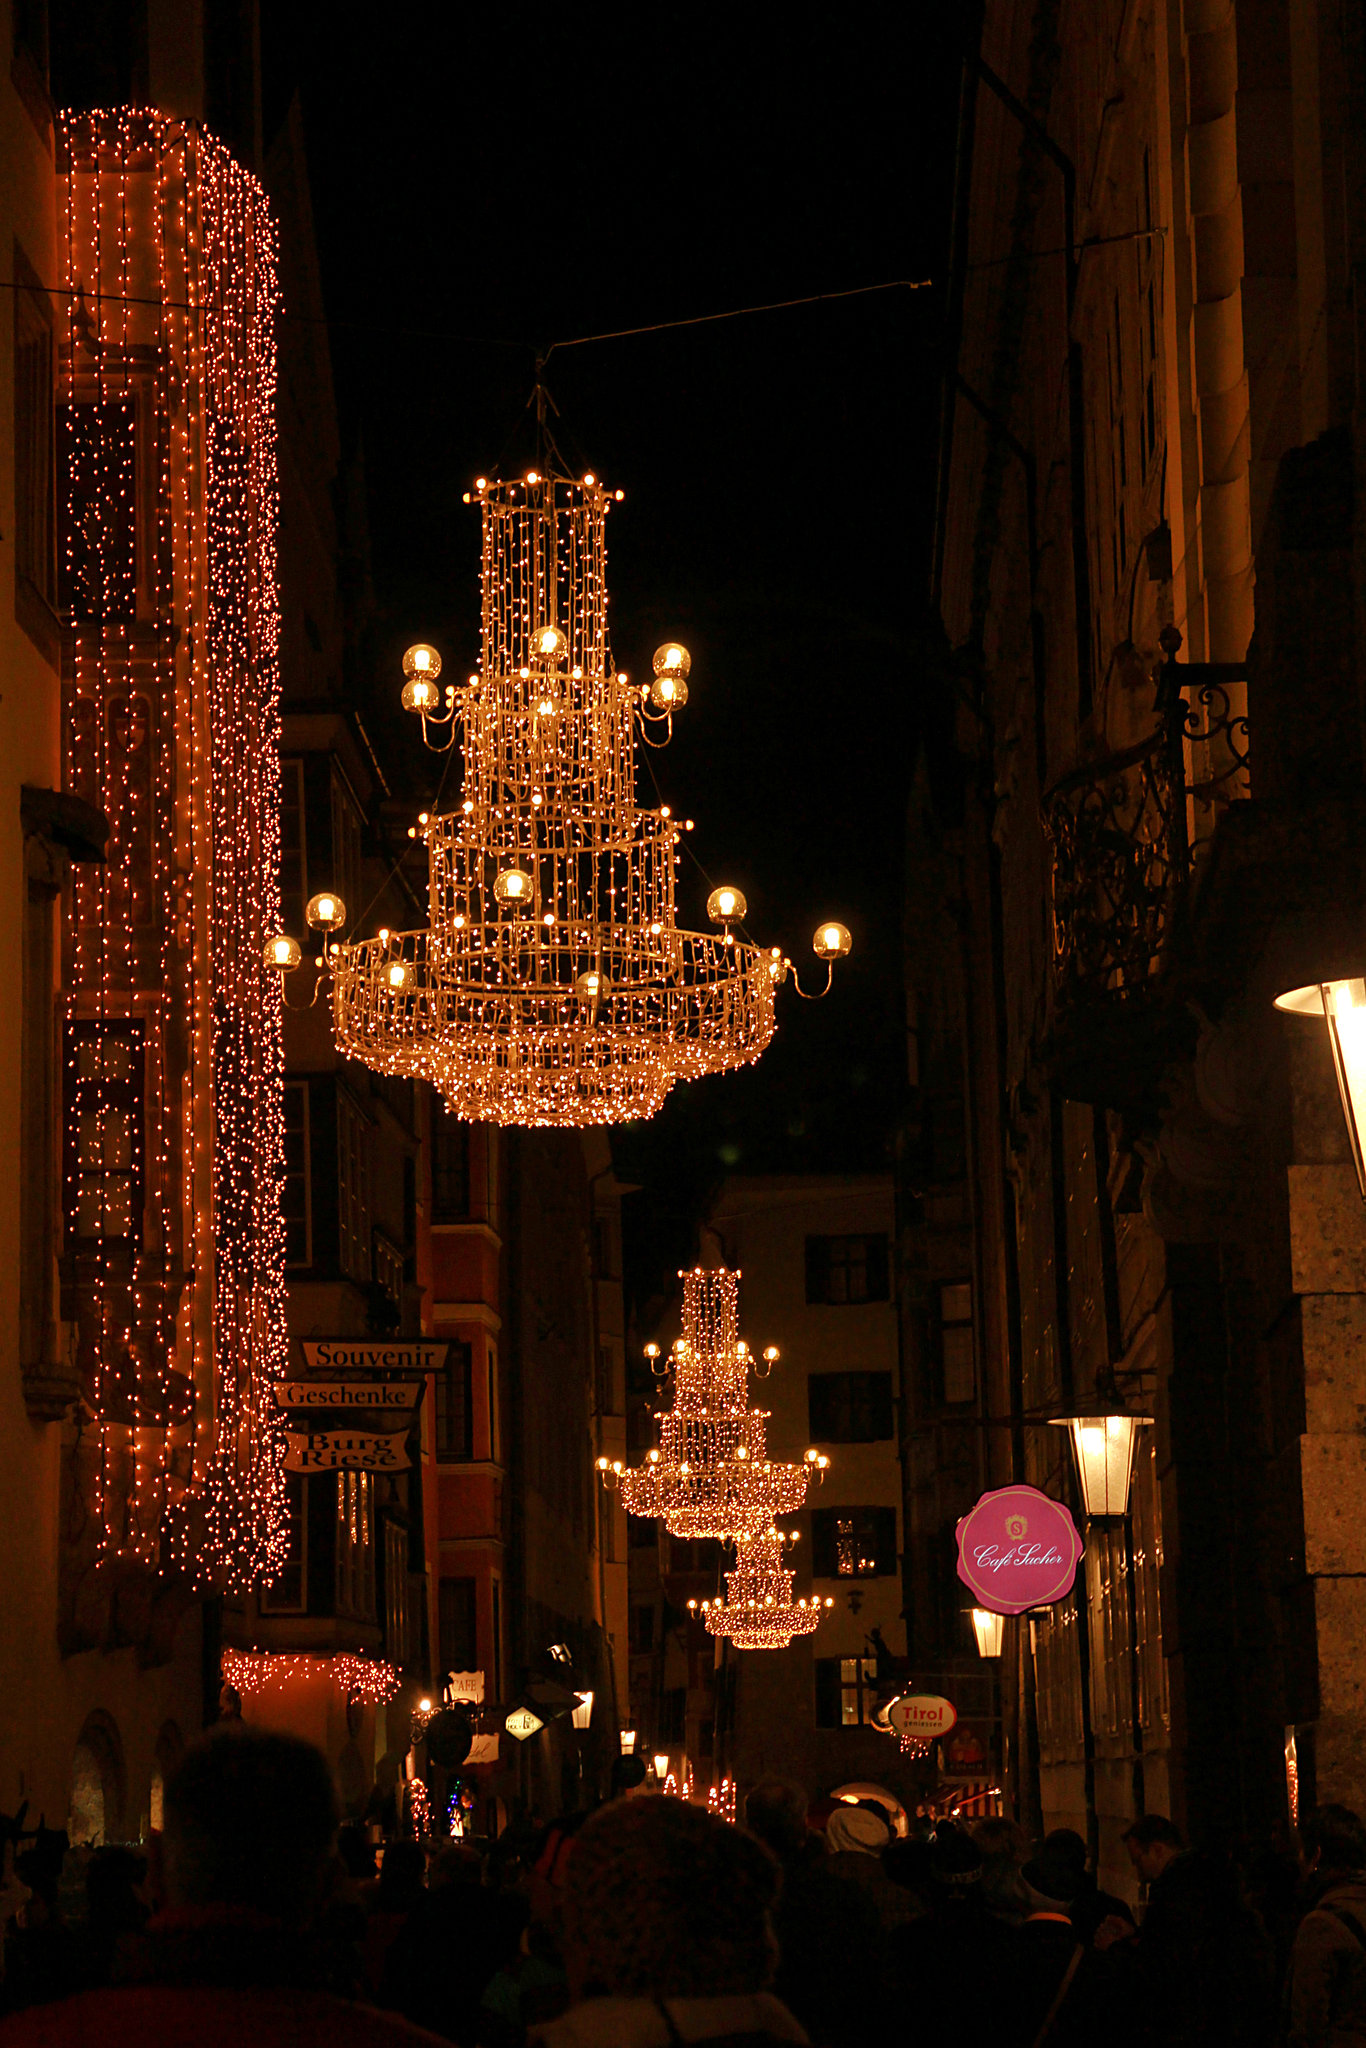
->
<box><xmin>955</xmin><ymin>1483</ymin><xmax>1083</xmax><ymax>1615</ymax></box>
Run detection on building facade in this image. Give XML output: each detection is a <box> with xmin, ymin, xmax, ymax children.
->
<box><xmin>1</xmin><ymin>4</ymin><xmax>288</xmax><ymax>1846</ymax></box>
<box><xmin>924</xmin><ymin>0</ymin><xmax>1366</xmax><ymax>1893</ymax></box>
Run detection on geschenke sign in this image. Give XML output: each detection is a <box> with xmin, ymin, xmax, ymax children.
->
<box><xmin>283</xmin><ymin>1429</ymin><xmax>413</xmax><ymax>1473</ymax></box>
<box><xmin>955</xmin><ymin>1483</ymin><xmax>1083</xmax><ymax>1614</ymax></box>
<box><xmin>273</xmin><ymin>1381</ymin><xmax>424</xmax><ymax>1411</ymax></box>
<box><xmin>300</xmin><ymin>1341</ymin><xmax>450</xmax><ymax>1376</ymax></box>
<box><xmin>889</xmin><ymin>1693</ymin><xmax>958</xmax><ymax>1741</ymax></box>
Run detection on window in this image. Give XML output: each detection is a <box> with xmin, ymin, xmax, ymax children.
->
<box><xmin>808</xmin><ymin>1372</ymin><xmax>894</xmax><ymax>1443</ymax></box>
<box><xmin>283</xmin><ymin>1082</ymin><xmax>311</xmax><ymax>1267</ymax></box>
<box><xmin>337</xmin><ymin>1091</ymin><xmax>371</xmax><ymax>1282</ymax></box>
<box><xmin>939</xmin><ymin>1279</ymin><xmax>975</xmax><ymax>1404</ymax></box>
<box><xmin>383</xmin><ymin>1516</ymin><xmax>410</xmax><ymax>1667</ymax></box>
<box><xmin>668</xmin><ymin>1536</ymin><xmax>719</xmax><ymax>1574</ymax></box>
<box><xmin>438</xmin><ymin>1576</ymin><xmax>478</xmax><ymax>1678</ymax></box>
<box><xmin>434</xmin><ymin>1341</ymin><xmax>474</xmax><ymax>1460</ymax></box>
<box><xmin>815</xmin><ymin>1656</ymin><xmax>879</xmax><ymax>1728</ymax></box>
<box><xmin>279</xmin><ymin>759</ymin><xmax>307</xmax><ymax>936</ymax></box>
<box><xmin>373</xmin><ymin>1231</ymin><xmax>404</xmax><ymax>1318</ymax></box>
<box><xmin>63</xmin><ymin>1019</ymin><xmax>144</xmax><ymax>1250</ymax></box>
<box><xmin>805</xmin><ymin>1234</ymin><xmax>890</xmax><ymax>1304</ymax></box>
<box><xmin>57</xmin><ymin>401</ymin><xmax>136</xmax><ymax>623</ymax></box>
<box><xmin>630</xmin><ymin>1604</ymin><xmax>656</xmax><ymax>1655</ymax></box>
<box><xmin>431</xmin><ymin>1110</ymin><xmax>470</xmax><ymax>1221</ymax></box>
<box><xmin>811</xmin><ymin>1506</ymin><xmax>897</xmax><ymax>1579</ymax></box>
<box><xmin>16</xmin><ymin>253</ymin><xmax>55</xmax><ymax>629</ymax></box>
<box><xmin>329</xmin><ymin>765</ymin><xmax>362</xmax><ymax>920</ymax></box>
<box><xmin>262</xmin><ymin>1475</ymin><xmax>307</xmax><ymax>1612</ymax></box>
<box><xmin>335</xmin><ymin>1471</ymin><xmax>375</xmax><ymax>1620</ymax></box>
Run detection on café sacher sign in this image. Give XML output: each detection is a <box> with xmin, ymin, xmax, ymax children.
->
<box><xmin>955</xmin><ymin>1482</ymin><xmax>1083</xmax><ymax>1615</ymax></box>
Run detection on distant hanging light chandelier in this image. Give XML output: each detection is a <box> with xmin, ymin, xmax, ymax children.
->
<box><xmin>275</xmin><ymin>458</ymin><xmax>849</xmax><ymax>1126</ymax></box>
<box><xmin>599</xmin><ymin>1266</ymin><xmax>828</xmax><ymax>1537</ymax></box>
<box><xmin>690</xmin><ymin>1526</ymin><xmax>833</xmax><ymax>1650</ymax></box>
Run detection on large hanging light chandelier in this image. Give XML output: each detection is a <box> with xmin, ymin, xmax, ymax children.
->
<box><xmin>600</xmin><ymin>1266</ymin><xmax>828</xmax><ymax>1538</ymax></box>
<box><xmin>690</xmin><ymin>1526</ymin><xmax>832</xmax><ymax>1650</ymax></box>
<box><xmin>267</xmin><ymin>462</ymin><xmax>850</xmax><ymax>1126</ymax></box>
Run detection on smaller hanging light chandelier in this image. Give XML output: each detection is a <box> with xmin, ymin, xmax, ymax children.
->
<box><xmin>970</xmin><ymin>1608</ymin><xmax>1005</xmax><ymax>1659</ymax></box>
<box><xmin>600</xmin><ymin>1266</ymin><xmax>827</xmax><ymax>1538</ymax></box>
<box><xmin>1275</xmin><ymin>979</ymin><xmax>1366</xmax><ymax>1198</ymax></box>
<box><xmin>1047</xmin><ymin>1397</ymin><xmax>1152</xmax><ymax>1518</ymax></box>
<box><xmin>689</xmin><ymin>1526</ymin><xmax>834</xmax><ymax>1650</ymax></box>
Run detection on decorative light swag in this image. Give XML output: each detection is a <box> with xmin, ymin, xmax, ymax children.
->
<box><xmin>690</xmin><ymin>1524</ymin><xmax>833</xmax><ymax>1650</ymax></box>
<box><xmin>599</xmin><ymin>1266</ymin><xmax>827</xmax><ymax>1538</ymax></box>
<box><xmin>266</xmin><ymin>464</ymin><xmax>849</xmax><ymax>1125</ymax></box>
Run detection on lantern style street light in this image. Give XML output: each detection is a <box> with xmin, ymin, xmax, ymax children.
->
<box><xmin>1048</xmin><ymin>1404</ymin><xmax>1152</xmax><ymax>1519</ymax></box>
<box><xmin>653</xmin><ymin>1752</ymin><xmax>670</xmax><ymax>1781</ymax></box>
<box><xmin>970</xmin><ymin>1608</ymin><xmax>1005</xmax><ymax>1658</ymax></box>
<box><xmin>1275</xmin><ymin>979</ymin><xmax>1366</xmax><ymax>1199</ymax></box>
<box><xmin>571</xmin><ymin>1690</ymin><xmax>594</xmax><ymax>1730</ymax></box>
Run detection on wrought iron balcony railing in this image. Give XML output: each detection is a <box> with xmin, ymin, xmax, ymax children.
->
<box><xmin>1043</xmin><ymin>630</ymin><xmax>1248</xmax><ymax>1089</ymax></box>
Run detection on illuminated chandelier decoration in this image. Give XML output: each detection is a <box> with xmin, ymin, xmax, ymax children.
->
<box><xmin>600</xmin><ymin>1266</ymin><xmax>828</xmax><ymax>1537</ymax></box>
<box><xmin>690</xmin><ymin>1525</ymin><xmax>832</xmax><ymax>1650</ymax></box>
<box><xmin>276</xmin><ymin>460</ymin><xmax>850</xmax><ymax>1126</ymax></box>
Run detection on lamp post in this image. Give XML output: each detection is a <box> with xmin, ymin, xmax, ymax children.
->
<box><xmin>970</xmin><ymin>1608</ymin><xmax>1005</xmax><ymax>1659</ymax></box>
<box><xmin>1275</xmin><ymin>979</ymin><xmax>1366</xmax><ymax>1198</ymax></box>
<box><xmin>1047</xmin><ymin>1404</ymin><xmax>1152</xmax><ymax>1520</ymax></box>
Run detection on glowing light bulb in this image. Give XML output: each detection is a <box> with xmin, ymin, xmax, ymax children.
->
<box><xmin>526</xmin><ymin>469</ymin><xmax>540</xmax><ymax>484</ymax></box>
<box><xmin>402</xmin><ymin>677</ymin><xmax>436</xmax><ymax>712</ymax></box>
<box><xmin>707</xmin><ymin>886</ymin><xmax>747</xmax><ymax>924</ymax></box>
<box><xmin>649</xmin><ymin>673</ymin><xmax>688</xmax><ymax>710</ymax></box>
<box><xmin>576</xmin><ymin>969</ymin><xmax>609</xmax><ymax>999</ymax></box>
<box><xmin>652</xmin><ymin>642</ymin><xmax>691</xmax><ymax>679</ymax></box>
<box><xmin>306</xmin><ymin>891</ymin><xmax>346</xmax><ymax>931</ymax></box>
<box><xmin>403</xmin><ymin>642</ymin><xmax>442</xmax><ymax>681</ymax></box>
<box><xmin>387</xmin><ymin>962</ymin><xmax>410</xmax><ymax>990</ymax></box>
<box><xmin>813</xmin><ymin>921</ymin><xmax>852</xmax><ymax>960</ymax></box>
<box><xmin>419</xmin><ymin>1697</ymin><xmax>433</xmax><ymax>1713</ymax></box>
<box><xmin>263</xmin><ymin>934</ymin><xmax>301</xmax><ymax>971</ymax></box>
<box><xmin>532</xmin><ymin>622</ymin><xmax>567</xmax><ymax>662</ymax></box>
<box><xmin>494</xmin><ymin>869</ymin><xmax>533</xmax><ymax>905</ymax></box>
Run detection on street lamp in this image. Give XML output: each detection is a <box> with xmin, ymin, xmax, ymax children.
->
<box><xmin>620</xmin><ymin>1729</ymin><xmax>637</xmax><ymax>1755</ymax></box>
<box><xmin>1275</xmin><ymin>979</ymin><xmax>1366</xmax><ymax>1198</ymax></box>
<box><xmin>970</xmin><ymin>1609</ymin><xmax>1005</xmax><ymax>1659</ymax></box>
<box><xmin>1048</xmin><ymin>1405</ymin><xmax>1152</xmax><ymax>1519</ymax></box>
<box><xmin>571</xmin><ymin>1690</ymin><xmax>594</xmax><ymax>1731</ymax></box>
<box><xmin>653</xmin><ymin>1752</ymin><xmax>670</xmax><ymax>1781</ymax></box>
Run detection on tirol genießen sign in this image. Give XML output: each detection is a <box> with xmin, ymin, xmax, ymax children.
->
<box><xmin>955</xmin><ymin>1482</ymin><xmax>1083</xmax><ymax>1615</ymax></box>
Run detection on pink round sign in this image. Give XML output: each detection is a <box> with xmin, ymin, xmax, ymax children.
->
<box><xmin>955</xmin><ymin>1483</ymin><xmax>1083</xmax><ymax>1615</ymax></box>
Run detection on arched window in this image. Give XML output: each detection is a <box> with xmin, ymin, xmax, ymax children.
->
<box><xmin>69</xmin><ymin>1711</ymin><xmax>126</xmax><ymax>1846</ymax></box>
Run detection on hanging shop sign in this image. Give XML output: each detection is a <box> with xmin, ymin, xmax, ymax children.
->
<box><xmin>273</xmin><ymin>1380</ymin><xmax>424</xmax><ymax>1412</ymax></box>
<box><xmin>446</xmin><ymin>1670</ymin><xmax>485</xmax><ymax>1705</ymax></box>
<box><xmin>283</xmin><ymin>1429</ymin><xmax>413</xmax><ymax>1473</ymax></box>
<box><xmin>505</xmin><ymin>1707</ymin><xmax>545</xmax><ymax>1741</ymax></box>
<box><xmin>888</xmin><ymin>1693</ymin><xmax>958</xmax><ymax>1742</ymax></box>
<box><xmin>300</xmin><ymin>1340</ymin><xmax>450</xmax><ymax>1376</ymax></box>
<box><xmin>955</xmin><ymin>1483</ymin><xmax>1083</xmax><ymax>1615</ymax></box>
<box><xmin>466</xmin><ymin>1734</ymin><xmax>501</xmax><ymax>1766</ymax></box>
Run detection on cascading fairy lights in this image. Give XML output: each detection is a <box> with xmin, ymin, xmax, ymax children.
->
<box><xmin>690</xmin><ymin>1526</ymin><xmax>831</xmax><ymax>1651</ymax></box>
<box><xmin>601</xmin><ymin>1266</ymin><xmax>828</xmax><ymax>1538</ymax></box>
<box><xmin>221</xmin><ymin>1650</ymin><xmax>400</xmax><ymax>1705</ymax></box>
<box><xmin>59</xmin><ymin>109</ymin><xmax>287</xmax><ymax>1590</ymax></box>
<box><xmin>300</xmin><ymin>465</ymin><xmax>851</xmax><ymax>1126</ymax></box>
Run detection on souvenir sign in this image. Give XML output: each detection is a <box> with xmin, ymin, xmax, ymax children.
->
<box><xmin>888</xmin><ymin>1693</ymin><xmax>958</xmax><ymax>1741</ymax></box>
<box><xmin>955</xmin><ymin>1483</ymin><xmax>1083</xmax><ymax>1615</ymax></box>
<box><xmin>505</xmin><ymin>1707</ymin><xmax>544</xmax><ymax>1741</ymax></box>
<box><xmin>300</xmin><ymin>1340</ymin><xmax>450</xmax><ymax>1376</ymax></box>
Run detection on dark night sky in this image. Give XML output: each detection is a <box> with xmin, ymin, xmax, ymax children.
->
<box><xmin>262</xmin><ymin>5</ymin><xmax>961</xmax><ymax>1311</ymax></box>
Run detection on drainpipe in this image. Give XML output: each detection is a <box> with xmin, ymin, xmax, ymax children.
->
<box><xmin>974</xmin><ymin>56</ymin><xmax>1094</xmax><ymax>722</ymax></box>
<box><xmin>1185</xmin><ymin>0</ymin><xmax>1252</xmax><ymax>811</ymax></box>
